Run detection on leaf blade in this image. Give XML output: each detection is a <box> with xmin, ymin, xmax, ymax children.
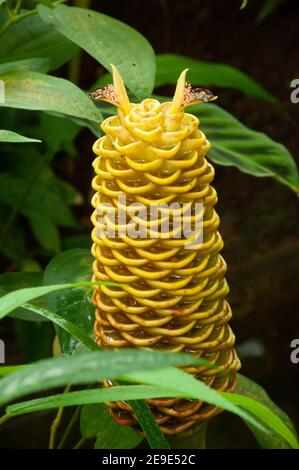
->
<box><xmin>0</xmin><ymin>70</ymin><xmax>102</xmax><ymax>122</ymax></box>
<box><xmin>0</xmin><ymin>13</ymin><xmax>78</xmax><ymax>71</ymax></box>
<box><xmin>155</xmin><ymin>54</ymin><xmax>277</xmax><ymax>103</ymax></box>
<box><xmin>0</xmin><ymin>279</ymin><xmax>120</xmax><ymax>320</ymax></box>
<box><xmin>38</xmin><ymin>4</ymin><xmax>155</xmax><ymax>99</ymax></box>
<box><xmin>0</xmin><ymin>350</ymin><xmax>204</xmax><ymax>406</ymax></box>
<box><xmin>193</xmin><ymin>102</ymin><xmax>299</xmax><ymax>191</ymax></box>
<box><xmin>0</xmin><ymin>129</ymin><xmax>41</xmax><ymax>143</ymax></box>
<box><xmin>233</xmin><ymin>374</ymin><xmax>299</xmax><ymax>449</ymax></box>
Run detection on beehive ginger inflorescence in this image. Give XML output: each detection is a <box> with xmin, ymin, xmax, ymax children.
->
<box><xmin>90</xmin><ymin>66</ymin><xmax>241</xmax><ymax>435</ymax></box>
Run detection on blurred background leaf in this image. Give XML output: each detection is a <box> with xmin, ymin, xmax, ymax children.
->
<box><xmin>192</xmin><ymin>103</ymin><xmax>299</xmax><ymax>192</ymax></box>
<box><xmin>43</xmin><ymin>249</ymin><xmax>94</xmax><ymax>355</ymax></box>
<box><xmin>0</xmin><ymin>12</ymin><xmax>78</xmax><ymax>71</ymax></box>
<box><xmin>80</xmin><ymin>403</ymin><xmax>143</xmax><ymax>449</ymax></box>
<box><xmin>155</xmin><ymin>54</ymin><xmax>277</xmax><ymax>103</ymax></box>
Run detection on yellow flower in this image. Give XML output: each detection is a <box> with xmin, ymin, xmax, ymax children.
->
<box><xmin>90</xmin><ymin>66</ymin><xmax>241</xmax><ymax>435</ymax></box>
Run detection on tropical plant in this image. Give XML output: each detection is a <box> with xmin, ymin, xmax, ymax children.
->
<box><xmin>0</xmin><ymin>0</ymin><xmax>298</xmax><ymax>449</ymax></box>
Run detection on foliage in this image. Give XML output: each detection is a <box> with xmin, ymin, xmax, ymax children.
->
<box><xmin>0</xmin><ymin>0</ymin><xmax>298</xmax><ymax>450</ymax></box>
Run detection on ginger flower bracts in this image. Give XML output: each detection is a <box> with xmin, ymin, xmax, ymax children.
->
<box><xmin>89</xmin><ymin>66</ymin><xmax>241</xmax><ymax>435</ymax></box>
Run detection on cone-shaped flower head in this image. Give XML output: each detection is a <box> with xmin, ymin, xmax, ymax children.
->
<box><xmin>90</xmin><ymin>66</ymin><xmax>240</xmax><ymax>435</ymax></box>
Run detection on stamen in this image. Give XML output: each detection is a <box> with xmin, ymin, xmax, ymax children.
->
<box><xmin>88</xmin><ymin>84</ymin><xmax>118</xmax><ymax>106</ymax></box>
<box><xmin>184</xmin><ymin>82</ymin><xmax>217</xmax><ymax>105</ymax></box>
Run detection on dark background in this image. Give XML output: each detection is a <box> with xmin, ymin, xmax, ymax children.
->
<box><xmin>1</xmin><ymin>0</ymin><xmax>299</xmax><ymax>448</ymax></box>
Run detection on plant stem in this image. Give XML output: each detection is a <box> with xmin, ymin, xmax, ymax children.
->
<box><xmin>49</xmin><ymin>384</ymin><xmax>71</xmax><ymax>449</ymax></box>
<box><xmin>13</xmin><ymin>0</ymin><xmax>22</xmax><ymax>15</ymax></box>
<box><xmin>57</xmin><ymin>406</ymin><xmax>81</xmax><ymax>449</ymax></box>
<box><xmin>73</xmin><ymin>437</ymin><xmax>86</xmax><ymax>449</ymax></box>
<box><xmin>0</xmin><ymin>414</ymin><xmax>12</xmax><ymax>427</ymax></box>
<box><xmin>0</xmin><ymin>0</ymin><xmax>66</xmax><ymax>36</ymax></box>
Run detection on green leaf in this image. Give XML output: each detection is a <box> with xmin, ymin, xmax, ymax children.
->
<box><xmin>40</xmin><ymin>113</ymin><xmax>80</xmax><ymax>155</ymax></box>
<box><xmin>38</xmin><ymin>4</ymin><xmax>156</xmax><ymax>99</ymax></box>
<box><xmin>29</xmin><ymin>213</ymin><xmax>61</xmax><ymax>253</ymax></box>
<box><xmin>0</xmin><ymin>12</ymin><xmax>78</xmax><ymax>71</ymax></box>
<box><xmin>123</xmin><ymin>368</ymin><xmax>298</xmax><ymax>449</ymax></box>
<box><xmin>0</xmin><ymin>152</ymin><xmax>78</xmax><ymax>228</ymax></box>
<box><xmin>6</xmin><ymin>386</ymin><xmax>175</xmax><ymax>414</ymax></box>
<box><xmin>21</xmin><ymin>303</ymin><xmax>99</xmax><ymax>353</ymax></box>
<box><xmin>0</xmin><ymin>70</ymin><xmax>102</xmax><ymax>122</ymax></box>
<box><xmin>1</xmin><ymin>354</ymin><xmax>275</xmax><ymax>447</ymax></box>
<box><xmin>193</xmin><ymin>102</ymin><xmax>299</xmax><ymax>192</ymax></box>
<box><xmin>0</xmin><ymin>271</ymin><xmax>49</xmax><ymax>321</ymax></box>
<box><xmin>122</xmin><ymin>368</ymin><xmax>265</xmax><ymax>433</ymax></box>
<box><xmin>62</xmin><ymin>235</ymin><xmax>91</xmax><ymax>251</ymax></box>
<box><xmin>80</xmin><ymin>404</ymin><xmax>142</xmax><ymax>449</ymax></box>
<box><xmin>240</xmin><ymin>0</ymin><xmax>249</xmax><ymax>9</ymax></box>
<box><xmin>0</xmin><ymin>278</ymin><xmax>120</xmax><ymax>320</ymax></box>
<box><xmin>43</xmin><ymin>249</ymin><xmax>95</xmax><ymax>354</ymax></box>
<box><xmin>129</xmin><ymin>400</ymin><xmax>170</xmax><ymax>449</ymax></box>
<box><xmin>13</xmin><ymin>318</ymin><xmax>53</xmax><ymax>361</ymax></box>
<box><xmin>0</xmin><ymin>350</ymin><xmax>203</xmax><ymax>406</ymax></box>
<box><xmin>0</xmin><ymin>129</ymin><xmax>41</xmax><ymax>143</ymax></box>
<box><xmin>0</xmin><ymin>365</ymin><xmax>24</xmax><ymax>377</ymax></box>
<box><xmin>256</xmin><ymin>0</ymin><xmax>284</xmax><ymax>23</ymax></box>
<box><xmin>234</xmin><ymin>374</ymin><xmax>298</xmax><ymax>448</ymax></box>
<box><xmin>0</xmin><ymin>203</ymin><xmax>26</xmax><ymax>260</ymax></box>
<box><xmin>0</xmin><ymin>58</ymin><xmax>50</xmax><ymax>74</ymax></box>
<box><xmin>155</xmin><ymin>54</ymin><xmax>277</xmax><ymax>103</ymax></box>
<box><xmin>3</xmin><ymin>350</ymin><xmax>295</xmax><ymax>447</ymax></box>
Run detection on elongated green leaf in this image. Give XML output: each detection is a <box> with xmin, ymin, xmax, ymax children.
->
<box><xmin>123</xmin><ymin>368</ymin><xmax>298</xmax><ymax>449</ymax></box>
<box><xmin>0</xmin><ymin>58</ymin><xmax>50</xmax><ymax>74</ymax></box>
<box><xmin>21</xmin><ymin>303</ymin><xmax>99</xmax><ymax>352</ymax></box>
<box><xmin>0</xmin><ymin>350</ymin><xmax>203</xmax><ymax>406</ymax></box>
<box><xmin>193</xmin><ymin>102</ymin><xmax>299</xmax><ymax>192</ymax></box>
<box><xmin>0</xmin><ymin>271</ymin><xmax>49</xmax><ymax>322</ymax></box>
<box><xmin>81</xmin><ymin>404</ymin><xmax>142</xmax><ymax>449</ymax></box>
<box><xmin>0</xmin><ymin>354</ymin><xmax>262</xmax><ymax>440</ymax></box>
<box><xmin>0</xmin><ymin>70</ymin><xmax>102</xmax><ymax>122</ymax></box>
<box><xmin>3</xmin><ymin>350</ymin><xmax>295</xmax><ymax>447</ymax></box>
<box><xmin>234</xmin><ymin>374</ymin><xmax>298</xmax><ymax>449</ymax></box>
<box><xmin>38</xmin><ymin>4</ymin><xmax>155</xmax><ymax>99</ymax></box>
<box><xmin>0</xmin><ymin>278</ymin><xmax>120</xmax><ymax>320</ymax></box>
<box><xmin>0</xmin><ymin>129</ymin><xmax>41</xmax><ymax>143</ymax></box>
<box><xmin>122</xmin><ymin>368</ymin><xmax>265</xmax><ymax>433</ymax></box>
<box><xmin>0</xmin><ymin>13</ymin><xmax>78</xmax><ymax>71</ymax></box>
<box><xmin>0</xmin><ymin>365</ymin><xmax>24</xmax><ymax>377</ymax></box>
<box><xmin>155</xmin><ymin>54</ymin><xmax>277</xmax><ymax>103</ymax></box>
<box><xmin>222</xmin><ymin>391</ymin><xmax>298</xmax><ymax>449</ymax></box>
<box><xmin>43</xmin><ymin>249</ymin><xmax>94</xmax><ymax>354</ymax></box>
<box><xmin>130</xmin><ymin>400</ymin><xmax>170</xmax><ymax>449</ymax></box>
